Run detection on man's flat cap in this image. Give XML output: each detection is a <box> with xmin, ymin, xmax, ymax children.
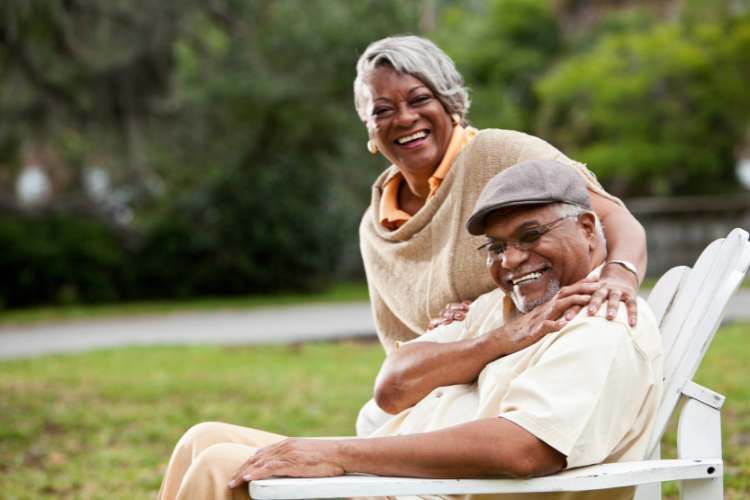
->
<box><xmin>466</xmin><ymin>159</ymin><xmax>592</xmax><ymax>235</ymax></box>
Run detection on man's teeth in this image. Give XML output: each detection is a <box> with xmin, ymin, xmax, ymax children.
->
<box><xmin>512</xmin><ymin>271</ymin><xmax>544</xmax><ymax>286</ymax></box>
<box><xmin>396</xmin><ymin>131</ymin><xmax>427</xmax><ymax>144</ymax></box>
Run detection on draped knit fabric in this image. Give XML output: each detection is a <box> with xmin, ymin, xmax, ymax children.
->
<box><xmin>359</xmin><ymin>129</ymin><xmax>619</xmax><ymax>353</ymax></box>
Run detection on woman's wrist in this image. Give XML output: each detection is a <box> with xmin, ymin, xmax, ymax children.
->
<box><xmin>604</xmin><ymin>260</ymin><xmax>640</xmax><ymax>283</ymax></box>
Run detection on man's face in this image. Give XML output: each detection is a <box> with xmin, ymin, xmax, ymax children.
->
<box><xmin>483</xmin><ymin>205</ymin><xmax>594</xmax><ymax>313</ymax></box>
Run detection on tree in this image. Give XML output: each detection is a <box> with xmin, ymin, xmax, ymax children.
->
<box><xmin>535</xmin><ymin>10</ymin><xmax>750</xmax><ymax>196</ymax></box>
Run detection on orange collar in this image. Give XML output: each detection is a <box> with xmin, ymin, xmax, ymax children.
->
<box><xmin>380</xmin><ymin>125</ymin><xmax>478</xmax><ymax>230</ymax></box>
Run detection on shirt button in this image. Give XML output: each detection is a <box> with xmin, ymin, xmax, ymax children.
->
<box><xmin>435</xmin><ymin>391</ymin><xmax>443</xmax><ymax>398</ymax></box>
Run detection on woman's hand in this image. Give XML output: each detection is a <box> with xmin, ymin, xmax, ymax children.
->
<box><xmin>228</xmin><ymin>438</ymin><xmax>345</xmax><ymax>488</ymax></box>
<box><xmin>564</xmin><ymin>264</ymin><xmax>640</xmax><ymax>327</ymax></box>
<box><xmin>427</xmin><ymin>300</ymin><xmax>473</xmax><ymax>330</ymax></box>
<box><xmin>488</xmin><ymin>281</ymin><xmax>600</xmax><ymax>356</ymax></box>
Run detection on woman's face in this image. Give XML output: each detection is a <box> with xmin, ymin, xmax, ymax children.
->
<box><xmin>366</xmin><ymin>65</ymin><xmax>454</xmax><ymax>177</ymax></box>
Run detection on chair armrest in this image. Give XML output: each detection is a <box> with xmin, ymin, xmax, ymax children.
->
<box><xmin>249</xmin><ymin>458</ymin><xmax>722</xmax><ymax>499</ymax></box>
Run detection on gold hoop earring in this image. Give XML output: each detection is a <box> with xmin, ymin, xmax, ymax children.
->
<box><xmin>451</xmin><ymin>114</ymin><xmax>461</xmax><ymax>126</ymax></box>
<box><xmin>367</xmin><ymin>139</ymin><xmax>378</xmax><ymax>155</ymax></box>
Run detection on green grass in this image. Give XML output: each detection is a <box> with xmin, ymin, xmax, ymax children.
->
<box><xmin>1</xmin><ymin>324</ymin><xmax>748</xmax><ymax>499</ymax></box>
<box><xmin>0</xmin><ymin>282</ymin><xmax>370</xmax><ymax>327</ymax></box>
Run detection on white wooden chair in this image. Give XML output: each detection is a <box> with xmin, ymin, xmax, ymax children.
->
<box><xmin>251</xmin><ymin>228</ymin><xmax>750</xmax><ymax>500</ymax></box>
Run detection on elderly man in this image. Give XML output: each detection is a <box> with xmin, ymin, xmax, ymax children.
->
<box><xmin>158</xmin><ymin>160</ymin><xmax>662</xmax><ymax>500</ymax></box>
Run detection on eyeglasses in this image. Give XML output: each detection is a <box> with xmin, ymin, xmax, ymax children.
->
<box><xmin>477</xmin><ymin>214</ymin><xmax>579</xmax><ymax>267</ymax></box>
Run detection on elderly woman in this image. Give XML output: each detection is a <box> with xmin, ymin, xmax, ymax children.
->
<box><xmin>355</xmin><ymin>35</ymin><xmax>644</xmax><ymax>354</ymax></box>
<box><xmin>157</xmin><ymin>35</ymin><xmax>647</xmax><ymax>499</ymax></box>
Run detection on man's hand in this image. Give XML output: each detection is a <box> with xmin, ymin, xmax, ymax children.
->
<box><xmin>489</xmin><ymin>281</ymin><xmax>600</xmax><ymax>356</ymax></box>
<box><xmin>228</xmin><ymin>438</ymin><xmax>345</xmax><ymax>488</ymax></box>
<box><xmin>427</xmin><ymin>300</ymin><xmax>473</xmax><ymax>330</ymax></box>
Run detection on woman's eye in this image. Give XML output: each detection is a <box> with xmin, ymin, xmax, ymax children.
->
<box><xmin>373</xmin><ymin>107</ymin><xmax>392</xmax><ymax>117</ymax></box>
<box><xmin>412</xmin><ymin>95</ymin><xmax>431</xmax><ymax>104</ymax></box>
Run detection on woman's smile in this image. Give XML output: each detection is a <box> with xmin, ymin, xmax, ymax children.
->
<box><xmin>367</xmin><ymin>65</ymin><xmax>453</xmax><ymax>178</ymax></box>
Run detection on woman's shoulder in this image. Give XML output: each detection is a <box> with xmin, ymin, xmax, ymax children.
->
<box><xmin>469</xmin><ymin>128</ymin><xmax>538</xmax><ymax>148</ymax></box>
<box><xmin>463</xmin><ymin>128</ymin><xmax>545</xmax><ymax>160</ymax></box>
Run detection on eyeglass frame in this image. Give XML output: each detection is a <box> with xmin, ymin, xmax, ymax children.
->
<box><xmin>477</xmin><ymin>213</ymin><xmax>580</xmax><ymax>267</ymax></box>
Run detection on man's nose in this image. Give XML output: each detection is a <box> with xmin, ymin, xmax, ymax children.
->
<box><xmin>501</xmin><ymin>245</ymin><xmax>529</xmax><ymax>270</ymax></box>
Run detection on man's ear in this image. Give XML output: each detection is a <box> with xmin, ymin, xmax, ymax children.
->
<box><xmin>578</xmin><ymin>212</ymin><xmax>597</xmax><ymax>250</ymax></box>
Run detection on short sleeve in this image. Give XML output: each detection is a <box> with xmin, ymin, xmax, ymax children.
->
<box><xmin>499</xmin><ymin>317</ymin><xmax>655</xmax><ymax>468</ymax></box>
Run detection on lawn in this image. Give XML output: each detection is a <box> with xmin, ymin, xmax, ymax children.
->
<box><xmin>1</xmin><ymin>323</ymin><xmax>748</xmax><ymax>499</ymax></box>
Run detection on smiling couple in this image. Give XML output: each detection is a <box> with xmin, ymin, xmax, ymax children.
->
<box><xmin>157</xmin><ymin>160</ymin><xmax>662</xmax><ymax>500</ymax></box>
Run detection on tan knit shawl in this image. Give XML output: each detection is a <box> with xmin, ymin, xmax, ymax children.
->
<box><xmin>359</xmin><ymin>129</ymin><xmax>615</xmax><ymax>353</ymax></box>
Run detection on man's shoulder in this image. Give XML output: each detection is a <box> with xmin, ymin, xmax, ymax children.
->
<box><xmin>564</xmin><ymin>296</ymin><xmax>662</xmax><ymax>361</ymax></box>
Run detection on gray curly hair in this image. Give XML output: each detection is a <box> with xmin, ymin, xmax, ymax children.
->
<box><xmin>353</xmin><ymin>35</ymin><xmax>471</xmax><ymax>130</ymax></box>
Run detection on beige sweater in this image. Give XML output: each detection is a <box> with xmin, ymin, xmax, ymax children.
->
<box><xmin>359</xmin><ymin>129</ymin><xmax>612</xmax><ymax>353</ymax></box>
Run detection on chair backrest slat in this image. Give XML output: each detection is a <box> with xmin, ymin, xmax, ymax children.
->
<box><xmin>645</xmin><ymin>228</ymin><xmax>750</xmax><ymax>455</ymax></box>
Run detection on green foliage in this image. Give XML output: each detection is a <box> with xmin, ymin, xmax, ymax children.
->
<box><xmin>536</xmin><ymin>11</ymin><xmax>750</xmax><ymax>196</ymax></box>
<box><xmin>0</xmin><ymin>213</ymin><xmax>131</xmax><ymax>307</ymax></box>
<box><xmin>437</xmin><ymin>0</ymin><xmax>561</xmax><ymax>130</ymax></box>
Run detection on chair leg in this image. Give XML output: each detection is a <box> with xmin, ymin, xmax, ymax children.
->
<box><xmin>634</xmin><ymin>444</ymin><xmax>661</xmax><ymax>500</ymax></box>
<box><xmin>680</xmin><ymin>478</ymin><xmax>723</xmax><ymax>500</ymax></box>
<box><xmin>677</xmin><ymin>397</ymin><xmax>723</xmax><ymax>500</ymax></box>
<box><xmin>634</xmin><ymin>482</ymin><xmax>661</xmax><ymax>500</ymax></box>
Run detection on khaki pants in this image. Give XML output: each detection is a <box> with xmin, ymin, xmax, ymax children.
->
<box><xmin>158</xmin><ymin>421</ymin><xmax>287</xmax><ymax>500</ymax></box>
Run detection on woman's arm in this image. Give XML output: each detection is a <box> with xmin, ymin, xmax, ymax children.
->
<box><xmin>588</xmin><ymin>190</ymin><xmax>647</xmax><ymax>326</ymax></box>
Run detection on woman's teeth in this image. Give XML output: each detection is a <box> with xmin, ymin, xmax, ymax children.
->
<box><xmin>396</xmin><ymin>131</ymin><xmax>427</xmax><ymax>144</ymax></box>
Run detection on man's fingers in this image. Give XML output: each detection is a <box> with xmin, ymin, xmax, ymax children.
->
<box><xmin>558</xmin><ymin>281</ymin><xmax>600</xmax><ymax>298</ymax></box>
<box><xmin>229</xmin><ymin>457</ymin><xmax>257</xmax><ymax>488</ymax></box>
<box><xmin>550</xmin><ymin>294</ymin><xmax>592</xmax><ymax>319</ymax></box>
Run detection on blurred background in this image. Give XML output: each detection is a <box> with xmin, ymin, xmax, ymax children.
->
<box><xmin>2</xmin><ymin>2</ymin><xmax>750</xmax><ymax>498</ymax></box>
<box><xmin>0</xmin><ymin>0</ymin><xmax>749</xmax><ymax>310</ymax></box>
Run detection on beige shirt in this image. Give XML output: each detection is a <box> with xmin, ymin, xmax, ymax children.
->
<box><xmin>371</xmin><ymin>287</ymin><xmax>663</xmax><ymax>500</ymax></box>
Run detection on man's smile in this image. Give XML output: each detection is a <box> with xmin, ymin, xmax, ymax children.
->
<box><xmin>507</xmin><ymin>266</ymin><xmax>551</xmax><ymax>287</ymax></box>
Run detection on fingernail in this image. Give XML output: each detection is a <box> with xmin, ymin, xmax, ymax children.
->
<box><xmin>457</xmin><ymin>313</ymin><xmax>465</xmax><ymax>320</ymax></box>
<box><xmin>243</xmin><ymin>475</ymin><xmax>252</xmax><ymax>481</ymax></box>
<box><xmin>228</xmin><ymin>480</ymin><xmax>237</xmax><ymax>488</ymax></box>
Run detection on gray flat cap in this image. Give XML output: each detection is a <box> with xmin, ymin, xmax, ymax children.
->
<box><xmin>466</xmin><ymin>159</ymin><xmax>592</xmax><ymax>235</ymax></box>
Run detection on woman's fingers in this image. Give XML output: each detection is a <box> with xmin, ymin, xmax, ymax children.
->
<box><xmin>564</xmin><ymin>305</ymin><xmax>582</xmax><ymax>321</ymax></box>
<box><xmin>625</xmin><ymin>294</ymin><xmax>639</xmax><ymax>327</ymax></box>
<box><xmin>587</xmin><ymin>285</ymin><xmax>610</xmax><ymax>315</ymax></box>
<box><xmin>605</xmin><ymin>291</ymin><xmax>622</xmax><ymax>319</ymax></box>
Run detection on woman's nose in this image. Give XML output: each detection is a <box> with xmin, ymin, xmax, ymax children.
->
<box><xmin>393</xmin><ymin>103</ymin><xmax>419</xmax><ymax>127</ymax></box>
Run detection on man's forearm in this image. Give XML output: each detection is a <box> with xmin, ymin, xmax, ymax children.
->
<box><xmin>374</xmin><ymin>334</ymin><xmax>504</xmax><ymax>414</ymax></box>
<box><xmin>334</xmin><ymin>417</ymin><xmax>565</xmax><ymax>479</ymax></box>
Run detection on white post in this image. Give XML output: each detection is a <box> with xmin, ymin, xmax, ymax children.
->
<box><xmin>677</xmin><ymin>392</ymin><xmax>723</xmax><ymax>500</ymax></box>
